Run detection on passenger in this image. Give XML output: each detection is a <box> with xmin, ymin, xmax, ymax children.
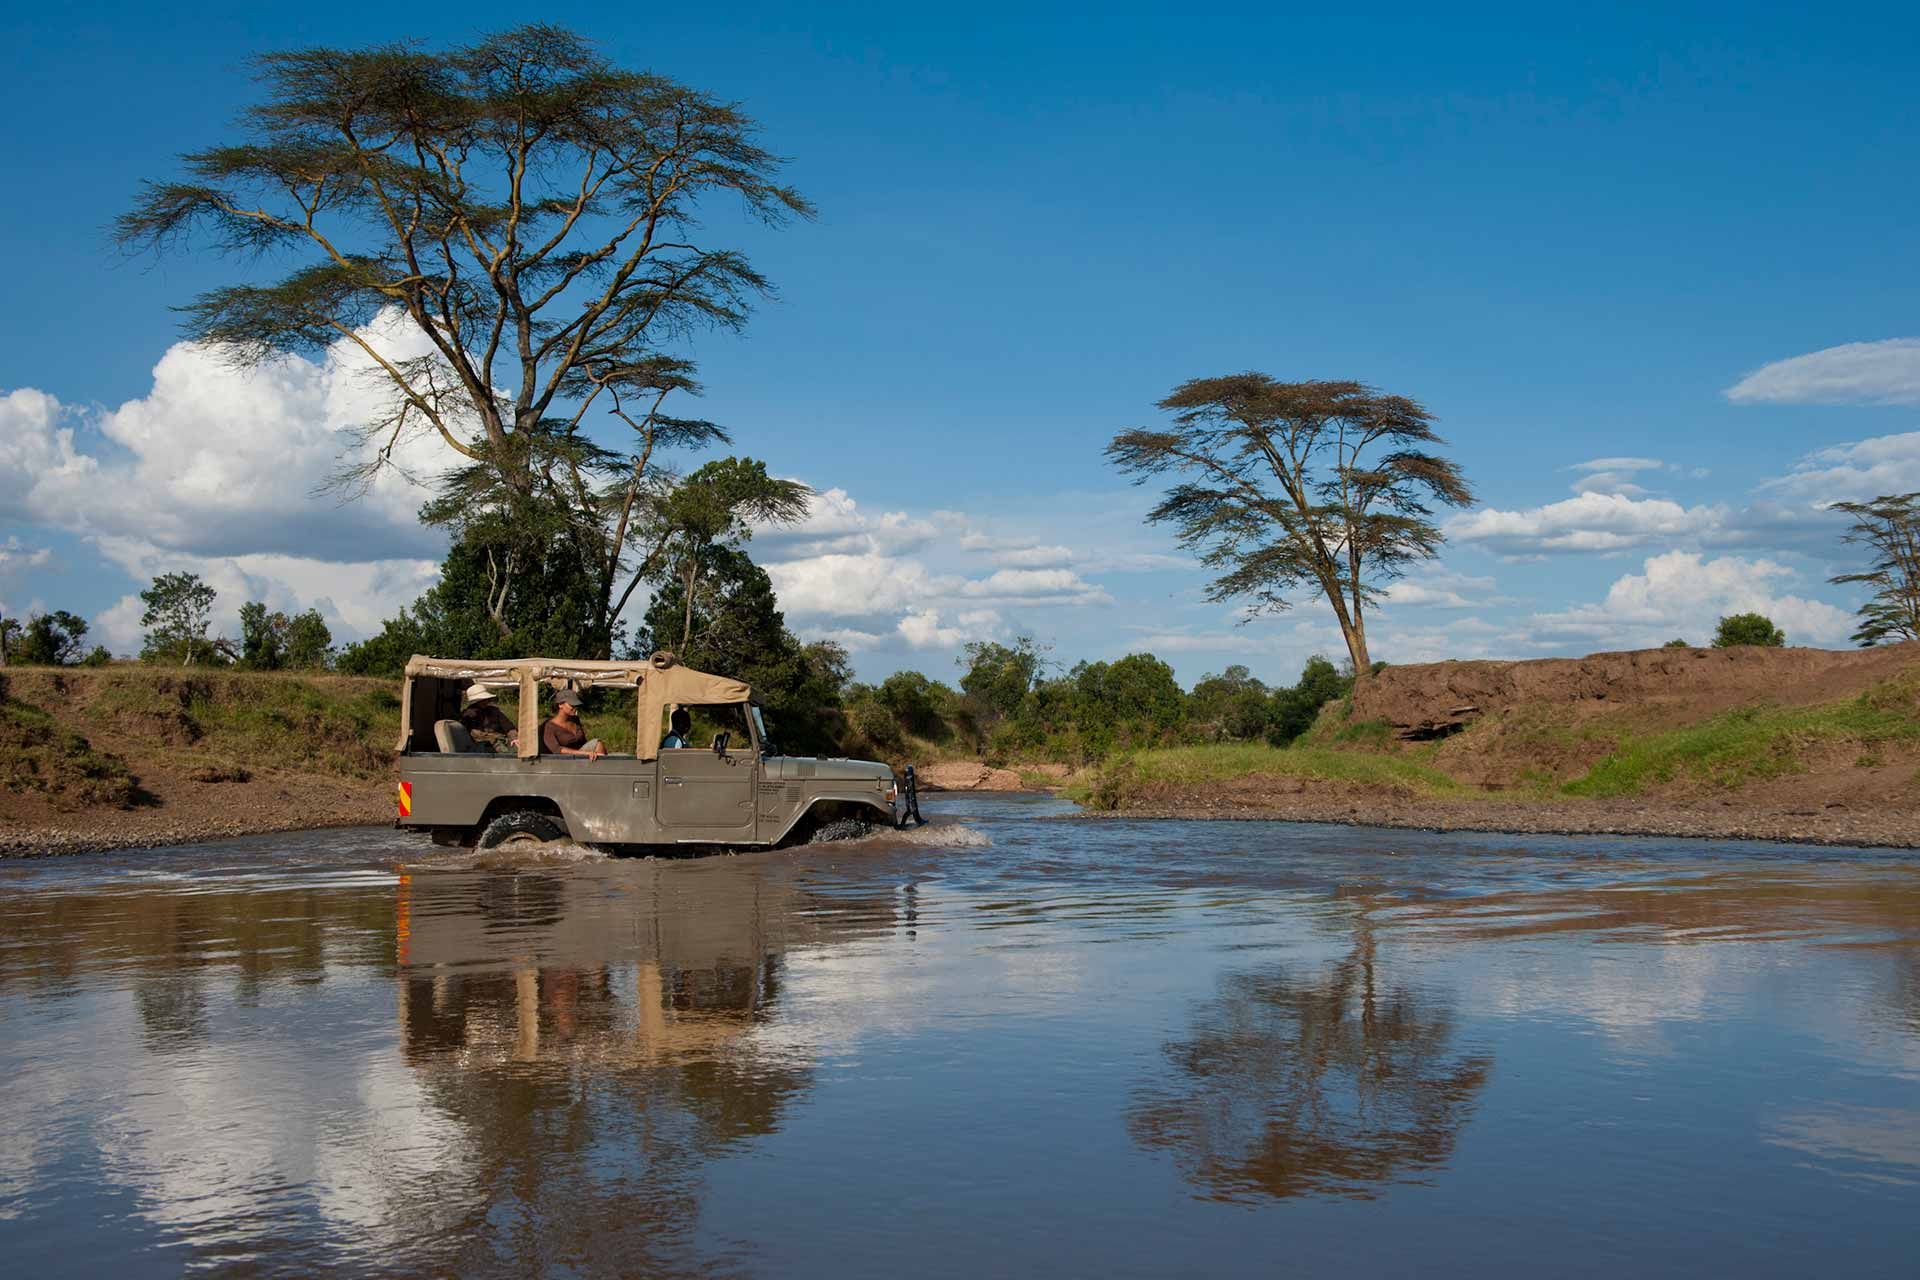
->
<box><xmin>661</xmin><ymin>708</ymin><xmax>692</xmax><ymax>750</ymax></box>
<box><xmin>540</xmin><ymin>690</ymin><xmax>606</xmax><ymax>760</ymax></box>
<box><xmin>459</xmin><ymin>684</ymin><xmax>518</xmax><ymax>752</ymax></box>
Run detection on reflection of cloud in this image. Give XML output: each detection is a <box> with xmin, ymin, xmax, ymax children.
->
<box><xmin>1766</xmin><ymin>1107</ymin><xmax>1920</xmax><ymax>1186</ymax></box>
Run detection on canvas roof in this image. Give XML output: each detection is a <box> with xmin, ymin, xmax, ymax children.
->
<box><xmin>401</xmin><ymin>653</ymin><xmax>752</xmax><ymax>761</ymax></box>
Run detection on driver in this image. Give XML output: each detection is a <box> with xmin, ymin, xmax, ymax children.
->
<box><xmin>661</xmin><ymin>708</ymin><xmax>692</xmax><ymax>750</ymax></box>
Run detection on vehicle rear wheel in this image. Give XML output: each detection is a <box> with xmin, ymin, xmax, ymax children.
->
<box><xmin>479</xmin><ymin>810</ymin><xmax>566</xmax><ymax>849</ymax></box>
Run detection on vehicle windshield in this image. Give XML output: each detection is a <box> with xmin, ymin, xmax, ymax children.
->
<box><xmin>749</xmin><ymin>705</ymin><xmax>770</xmax><ymax>753</ymax></box>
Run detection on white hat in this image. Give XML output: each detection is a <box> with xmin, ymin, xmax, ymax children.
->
<box><xmin>463</xmin><ymin>684</ymin><xmax>495</xmax><ymax>706</ymax></box>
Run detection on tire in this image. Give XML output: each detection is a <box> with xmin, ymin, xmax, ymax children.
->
<box><xmin>809</xmin><ymin>816</ymin><xmax>872</xmax><ymax>844</ymax></box>
<box><xmin>478</xmin><ymin>810</ymin><xmax>566</xmax><ymax>849</ymax></box>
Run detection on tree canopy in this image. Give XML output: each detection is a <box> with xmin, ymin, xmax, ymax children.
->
<box><xmin>117</xmin><ymin>25</ymin><xmax>808</xmax><ymax>483</ymax></box>
<box><xmin>118</xmin><ymin>27</ymin><xmax>809</xmax><ymax>661</ymax></box>
<box><xmin>1829</xmin><ymin>492</ymin><xmax>1920</xmax><ymax>646</ymax></box>
<box><xmin>1107</xmin><ymin>376</ymin><xmax>1473</xmax><ymax>674</ymax></box>
<box><xmin>140</xmin><ymin>573</ymin><xmax>219</xmax><ymax>665</ymax></box>
<box><xmin>1712</xmin><ymin>612</ymin><xmax>1785</xmax><ymax>648</ymax></box>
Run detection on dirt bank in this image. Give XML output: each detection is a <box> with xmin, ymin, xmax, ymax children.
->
<box><xmin>1093</xmin><ymin>641</ymin><xmax>1920</xmax><ymax>848</ymax></box>
<box><xmin>0</xmin><ymin>667</ymin><xmax>396</xmax><ymax>856</ymax></box>
<box><xmin>1100</xmin><ymin>772</ymin><xmax>1920</xmax><ymax>847</ymax></box>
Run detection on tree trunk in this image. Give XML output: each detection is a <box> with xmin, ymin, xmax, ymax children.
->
<box><xmin>679</xmin><ymin>554</ymin><xmax>699</xmax><ymax>656</ymax></box>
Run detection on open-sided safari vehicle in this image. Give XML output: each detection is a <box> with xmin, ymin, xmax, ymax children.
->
<box><xmin>394</xmin><ymin>653</ymin><xmax>922</xmax><ymax>851</ymax></box>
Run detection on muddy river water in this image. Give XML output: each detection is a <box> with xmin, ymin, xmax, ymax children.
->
<box><xmin>2</xmin><ymin>794</ymin><xmax>1916</xmax><ymax>1276</ymax></box>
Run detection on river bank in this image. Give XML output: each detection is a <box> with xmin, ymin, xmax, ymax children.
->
<box><xmin>5</xmin><ymin>644</ymin><xmax>1917</xmax><ymax>855</ymax></box>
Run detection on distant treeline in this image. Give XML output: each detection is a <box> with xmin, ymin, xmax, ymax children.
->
<box><xmin>844</xmin><ymin>640</ymin><xmax>1367</xmax><ymax>765</ymax></box>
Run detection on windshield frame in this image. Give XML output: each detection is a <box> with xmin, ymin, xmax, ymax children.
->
<box><xmin>749</xmin><ymin>704</ymin><xmax>770</xmax><ymax>755</ymax></box>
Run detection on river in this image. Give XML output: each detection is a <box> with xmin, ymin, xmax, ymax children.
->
<box><xmin>1</xmin><ymin>794</ymin><xmax>1915</xmax><ymax>1276</ymax></box>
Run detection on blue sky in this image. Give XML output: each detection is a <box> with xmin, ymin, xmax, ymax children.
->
<box><xmin>3</xmin><ymin>2</ymin><xmax>1917</xmax><ymax>684</ymax></box>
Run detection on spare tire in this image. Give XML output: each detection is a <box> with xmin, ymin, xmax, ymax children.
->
<box><xmin>479</xmin><ymin>810</ymin><xmax>566</xmax><ymax>849</ymax></box>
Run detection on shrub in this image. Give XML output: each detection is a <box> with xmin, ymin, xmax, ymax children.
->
<box><xmin>1713</xmin><ymin>613</ymin><xmax>1785</xmax><ymax>648</ymax></box>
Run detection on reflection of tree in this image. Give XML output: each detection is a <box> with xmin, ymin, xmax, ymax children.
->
<box><xmin>1129</xmin><ymin>923</ymin><xmax>1490</xmax><ymax>1201</ymax></box>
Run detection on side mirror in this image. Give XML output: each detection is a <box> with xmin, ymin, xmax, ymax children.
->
<box><xmin>712</xmin><ymin>731</ymin><xmax>730</xmax><ymax>757</ymax></box>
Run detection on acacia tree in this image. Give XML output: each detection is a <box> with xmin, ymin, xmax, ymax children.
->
<box><xmin>643</xmin><ymin>458</ymin><xmax>809</xmax><ymax>656</ymax></box>
<box><xmin>1107</xmin><ymin>376</ymin><xmax>1473</xmax><ymax>675</ymax></box>
<box><xmin>116</xmin><ymin>26</ymin><xmax>807</xmax><ymax>650</ymax></box>
<box><xmin>1829</xmin><ymin>493</ymin><xmax>1920</xmax><ymax>646</ymax></box>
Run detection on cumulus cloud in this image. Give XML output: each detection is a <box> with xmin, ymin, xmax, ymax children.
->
<box><xmin>1447</xmin><ymin>492</ymin><xmax>1736</xmax><ymax>557</ymax></box>
<box><xmin>1523</xmin><ymin>551</ymin><xmax>1853</xmax><ymax>649</ymax></box>
<box><xmin>3</xmin><ymin>322</ymin><xmax>447</xmax><ymax>562</ymax></box>
<box><xmin>752</xmin><ymin>487</ymin><xmax>942</xmax><ymax>560</ymax></box>
<box><xmin>898</xmin><ymin>608</ymin><xmax>1002</xmax><ymax>649</ymax></box>
<box><xmin>1759</xmin><ymin>431</ymin><xmax>1920</xmax><ymax>506</ymax></box>
<box><xmin>2</xmin><ymin>319</ymin><xmax>463</xmax><ymax>646</ymax></box>
<box><xmin>0</xmin><ymin>536</ymin><xmax>55</xmax><ymax>618</ymax></box>
<box><xmin>1381</xmin><ymin>568</ymin><xmax>1501</xmax><ymax>609</ymax></box>
<box><xmin>1725</xmin><ymin>338</ymin><xmax>1920</xmax><ymax>406</ymax></box>
<box><xmin>87</xmin><ymin>537</ymin><xmax>440</xmax><ymax>655</ymax></box>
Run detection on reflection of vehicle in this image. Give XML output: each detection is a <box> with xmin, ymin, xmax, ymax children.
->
<box><xmin>394</xmin><ymin>653</ymin><xmax>922</xmax><ymax>850</ymax></box>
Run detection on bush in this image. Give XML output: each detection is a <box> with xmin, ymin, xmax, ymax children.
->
<box><xmin>1713</xmin><ymin>613</ymin><xmax>1785</xmax><ymax>648</ymax></box>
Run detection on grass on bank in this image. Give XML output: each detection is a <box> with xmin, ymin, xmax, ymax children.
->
<box><xmin>0</xmin><ymin>682</ymin><xmax>141</xmax><ymax>808</ymax></box>
<box><xmin>1072</xmin><ymin>670</ymin><xmax>1920</xmax><ymax>810</ymax></box>
<box><xmin>6</xmin><ymin>667</ymin><xmax>399</xmax><ymax>784</ymax></box>
<box><xmin>1562</xmin><ymin>671</ymin><xmax>1920</xmax><ymax>797</ymax></box>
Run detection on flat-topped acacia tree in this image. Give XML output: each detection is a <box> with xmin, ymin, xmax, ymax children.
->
<box><xmin>1107</xmin><ymin>376</ymin><xmax>1473</xmax><ymax>676</ymax></box>
<box><xmin>1829</xmin><ymin>492</ymin><xmax>1920</xmax><ymax>646</ymax></box>
<box><xmin>116</xmin><ymin>25</ymin><xmax>811</xmax><ymax>654</ymax></box>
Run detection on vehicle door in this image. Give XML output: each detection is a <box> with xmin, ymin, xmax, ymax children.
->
<box><xmin>656</xmin><ymin>707</ymin><xmax>757</xmax><ymax>834</ymax></box>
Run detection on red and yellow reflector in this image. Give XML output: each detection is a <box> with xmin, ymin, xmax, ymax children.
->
<box><xmin>397</xmin><ymin>780</ymin><xmax>413</xmax><ymax>818</ymax></box>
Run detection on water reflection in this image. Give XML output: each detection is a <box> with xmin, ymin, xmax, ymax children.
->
<box><xmin>1130</xmin><ymin>914</ymin><xmax>1491</xmax><ymax>1201</ymax></box>
<box><xmin>1</xmin><ymin>822</ymin><xmax>1917</xmax><ymax>1277</ymax></box>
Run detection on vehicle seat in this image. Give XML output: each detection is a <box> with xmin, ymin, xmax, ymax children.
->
<box><xmin>433</xmin><ymin>719</ymin><xmax>479</xmax><ymax>753</ymax></box>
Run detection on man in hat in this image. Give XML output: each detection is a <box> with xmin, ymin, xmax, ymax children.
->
<box><xmin>460</xmin><ymin>684</ymin><xmax>518</xmax><ymax>752</ymax></box>
<box><xmin>541</xmin><ymin>689</ymin><xmax>606</xmax><ymax>759</ymax></box>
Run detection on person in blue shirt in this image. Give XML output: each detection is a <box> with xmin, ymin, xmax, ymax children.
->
<box><xmin>661</xmin><ymin>708</ymin><xmax>692</xmax><ymax>750</ymax></box>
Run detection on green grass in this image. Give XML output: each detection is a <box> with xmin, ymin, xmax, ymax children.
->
<box><xmin>0</xmin><ymin>697</ymin><xmax>140</xmax><ymax>807</ymax></box>
<box><xmin>1562</xmin><ymin>680</ymin><xmax>1920</xmax><ymax>797</ymax></box>
<box><xmin>13</xmin><ymin>668</ymin><xmax>400</xmax><ymax>781</ymax></box>
<box><xmin>1068</xmin><ymin>741</ymin><xmax>1463</xmax><ymax>810</ymax></box>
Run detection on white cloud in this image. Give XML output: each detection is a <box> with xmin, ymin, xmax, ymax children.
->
<box><xmin>1725</xmin><ymin>338</ymin><xmax>1920</xmax><ymax>406</ymax></box>
<box><xmin>1447</xmin><ymin>492</ymin><xmax>1735</xmax><ymax>557</ymax></box>
<box><xmin>0</xmin><ymin>389</ymin><xmax>99</xmax><ymax>520</ymax></box>
<box><xmin>4</xmin><ymin>321</ymin><xmax>448</xmax><ymax>562</ymax></box>
<box><xmin>988</xmin><ymin>544</ymin><xmax>1077</xmax><ymax>569</ymax></box>
<box><xmin>753</xmin><ymin>487</ymin><xmax>941</xmax><ymax>559</ymax></box>
<box><xmin>1381</xmin><ymin>568</ymin><xmax>1500</xmax><ymax>609</ymax></box>
<box><xmin>1569</xmin><ymin>457</ymin><xmax>1667</xmax><ymax>474</ymax></box>
<box><xmin>898</xmin><ymin>608</ymin><xmax>1002</xmax><ymax>649</ymax></box>
<box><xmin>957</xmin><ymin>568</ymin><xmax>1111</xmax><ymax>604</ymax></box>
<box><xmin>0</xmin><ymin>537</ymin><xmax>55</xmax><ymax>619</ymax></box>
<box><xmin>2</xmin><ymin>319</ymin><xmax>463</xmax><ymax>646</ymax></box>
<box><xmin>1759</xmin><ymin>431</ymin><xmax>1920</xmax><ymax>505</ymax></box>
<box><xmin>1570</xmin><ymin>472</ymin><xmax>1653</xmax><ymax>498</ymax></box>
<box><xmin>87</xmin><ymin>537</ymin><xmax>440</xmax><ymax>655</ymax></box>
<box><xmin>1524</xmin><ymin>551</ymin><xmax>1853</xmax><ymax>649</ymax></box>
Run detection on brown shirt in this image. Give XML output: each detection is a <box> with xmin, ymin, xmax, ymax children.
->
<box><xmin>541</xmin><ymin>715</ymin><xmax>587</xmax><ymax>755</ymax></box>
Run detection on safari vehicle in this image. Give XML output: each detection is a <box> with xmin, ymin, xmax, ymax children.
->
<box><xmin>394</xmin><ymin>653</ymin><xmax>922</xmax><ymax>850</ymax></box>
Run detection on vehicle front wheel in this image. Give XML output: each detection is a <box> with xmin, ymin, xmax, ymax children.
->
<box><xmin>809</xmin><ymin>816</ymin><xmax>872</xmax><ymax>844</ymax></box>
<box><xmin>478</xmin><ymin>810</ymin><xmax>567</xmax><ymax>849</ymax></box>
